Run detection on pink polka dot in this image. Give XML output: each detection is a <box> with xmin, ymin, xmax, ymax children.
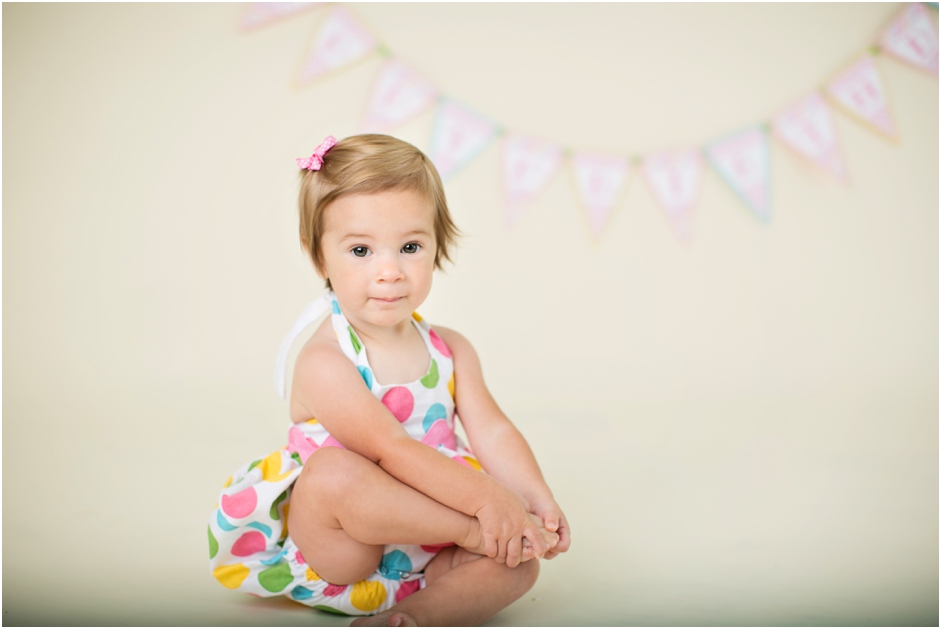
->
<box><xmin>287</xmin><ymin>426</ymin><xmax>318</xmax><ymax>463</ymax></box>
<box><xmin>231</xmin><ymin>531</ymin><xmax>267</xmax><ymax>557</ymax></box>
<box><xmin>396</xmin><ymin>579</ymin><xmax>421</xmax><ymax>603</ymax></box>
<box><xmin>295</xmin><ymin>550</ymin><xmax>306</xmax><ymax>565</ymax></box>
<box><xmin>420</xmin><ymin>543</ymin><xmax>455</xmax><ymax>554</ymax></box>
<box><xmin>323</xmin><ymin>583</ymin><xmax>348</xmax><ymax>597</ymax></box>
<box><xmin>321</xmin><ymin>435</ymin><xmax>347</xmax><ymax>450</ymax></box>
<box><xmin>420</xmin><ymin>419</ymin><xmax>456</xmax><ymax>451</ymax></box>
<box><xmin>382</xmin><ymin>386</ymin><xmax>414</xmax><ymax>423</ymax></box>
<box><xmin>428</xmin><ymin>329</ymin><xmax>451</xmax><ymax>358</ymax></box>
<box><xmin>221</xmin><ymin>486</ymin><xmax>257</xmax><ymax>519</ymax></box>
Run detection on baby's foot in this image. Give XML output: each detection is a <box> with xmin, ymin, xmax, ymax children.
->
<box><xmin>350</xmin><ymin>610</ymin><xmax>417</xmax><ymax>627</ymax></box>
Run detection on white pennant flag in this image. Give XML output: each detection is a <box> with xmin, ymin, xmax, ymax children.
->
<box><xmin>429</xmin><ymin>99</ymin><xmax>497</xmax><ymax>181</ymax></box>
<box><xmin>361</xmin><ymin>60</ymin><xmax>438</xmax><ymax>133</ymax></box>
<box><xmin>642</xmin><ymin>149</ymin><xmax>703</xmax><ymax>246</ymax></box>
<box><xmin>570</xmin><ymin>152</ymin><xmax>631</xmax><ymax>239</ymax></box>
<box><xmin>502</xmin><ymin>134</ymin><xmax>563</xmax><ymax>226</ymax></box>
<box><xmin>773</xmin><ymin>91</ymin><xmax>847</xmax><ymax>183</ymax></box>
<box><xmin>297</xmin><ymin>6</ymin><xmax>377</xmax><ymax>84</ymax></box>
<box><xmin>826</xmin><ymin>54</ymin><xmax>897</xmax><ymax>139</ymax></box>
<box><xmin>880</xmin><ymin>2</ymin><xmax>939</xmax><ymax>75</ymax></box>
<box><xmin>241</xmin><ymin>3</ymin><xmax>320</xmax><ymax>31</ymax></box>
<box><xmin>706</xmin><ymin>126</ymin><xmax>772</xmax><ymax>223</ymax></box>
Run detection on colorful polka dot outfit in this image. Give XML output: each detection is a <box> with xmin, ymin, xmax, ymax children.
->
<box><xmin>208</xmin><ymin>292</ymin><xmax>483</xmax><ymax>616</ymax></box>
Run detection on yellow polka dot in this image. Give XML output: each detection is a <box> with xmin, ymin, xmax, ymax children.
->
<box><xmin>412</xmin><ymin>312</ymin><xmax>423</xmax><ymax>322</ymax></box>
<box><xmin>280</xmin><ymin>503</ymin><xmax>291</xmax><ymax>539</ymax></box>
<box><xmin>448</xmin><ymin>373</ymin><xmax>455</xmax><ymax>399</ymax></box>
<box><xmin>258</xmin><ymin>450</ymin><xmax>293</xmax><ymax>482</ymax></box>
<box><xmin>462</xmin><ymin>456</ymin><xmax>483</xmax><ymax>472</ymax></box>
<box><xmin>213</xmin><ymin>563</ymin><xmax>250</xmax><ymax>589</ymax></box>
<box><xmin>306</xmin><ymin>567</ymin><xmax>321</xmax><ymax>582</ymax></box>
<box><xmin>350</xmin><ymin>580</ymin><xmax>387</xmax><ymax>612</ymax></box>
<box><xmin>222</xmin><ymin>475</ymin><xmax>233</xmax><ymax>489</ymax></box>
<box><xmin>305</xmin><ymin>417</ymin><xmax>319</xmax><ymax>424</ymax></box>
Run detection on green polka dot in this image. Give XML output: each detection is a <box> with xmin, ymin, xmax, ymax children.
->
<box><xmin>420</xmin><ymin>359</ymin><xmax>439</xmax><ymax>388</ymax></box>
<box><xmin>208</xmin><ymin>526</ymin><xmax>219</xmax><ymax>559</ymax></box>
<box><xmin>290</xmin><ymin>451</ymin><xmax>302</xmax><ymax>466</ymax></box>
<box><xmin>247</xmin><ymin>459</ymin><xmax>262</xmax><ymax>472</ymax></box>
<box><xmin>314</xmin><ymin>605</ymin><xmax>352</xmax><ymax>616</ymax></box>
<box><xmin>270</xmin><ymin>490</ymin><xmax>288</xmax><ymax>521</ymax></box>
<box><xmin>258</xmin><ymin>562</ymin><xmax>294</xmax><ymax>593</ymax></box>
<box><xmin>348</xmin><ymin>327</ymin><xmax>362</xmax><ymax>354</ymax></box>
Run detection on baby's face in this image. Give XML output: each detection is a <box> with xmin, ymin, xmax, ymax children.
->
<box><xmin>319</xmin><ymin>187</ymin><xmax>437</xmax><ymax>332</ymax></box>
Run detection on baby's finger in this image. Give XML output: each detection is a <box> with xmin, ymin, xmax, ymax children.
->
<box><xmin>505</xmin><ymin>536</ymin><xmax>523</xmax><ymax>568</ymax></box>
<box><xmin>493</xmin><ymin>537</ymin><xmax>508</xmax><ymax>565</ymax></box>
<box><xmin>552</xmin><ymin>516</ymin><xmax>572</xmax><ymax>554</ymax></box>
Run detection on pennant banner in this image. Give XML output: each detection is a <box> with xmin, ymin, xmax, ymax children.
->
<box><xmin>773</xmin><ymin>91</ymin><xmax>847</xmax><ymax>182</ymax></box>
<box><xmin>643</xmin><ymin>149</ymin><xmax>703</xmax><ymax>246</ymax></box>
<box><xmin>429</xmin><ymin>100</ymin><xmax>497</xmax><ymax>181</ymax></box>
<box><xmin>502</xmin><ymin>134</ymin><xmax>563</xmax><ymax>226</ymax></box>
<box><xmin>880</xmin><ymin>2</ymin><xmax>939</xmax><ymax>74</ymax></box>
<box><xmin>706</xmin><ymin>126</ymin><xmax>772</xmax><ymax>223</ymax></box>
<box><xmin>253</xmin><ymin>3</ymin><xmax>938</xmax><ymax>245</ymax></box>
<box><xmin>297</xmin><ymin>6</ymin><xmax>377</xmax><ymax>84</ymax></box>
<box><xmin>570</xmin><ymin>153</ymin><xmax>631</xmax><ymax>238</ymax></box>
<box><xmin>826</xmin><ymin>54</ymin><xmax>897</xmax><ymax>139</ymax></box>
<box><xmin>362</xmin><ymin>59</ymin><xmax>438</xmax><ymax>133</ymax></box>
<box><xmin>241</xmin><ymin>3</ymin><xmax>320</xmax><ymax>31</ymax></box>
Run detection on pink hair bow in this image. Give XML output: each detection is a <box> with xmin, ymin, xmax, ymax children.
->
<box><xmin>296</xmin><ymin>135</ymin><xmax>338</xmax><ymax>171</ymax></box>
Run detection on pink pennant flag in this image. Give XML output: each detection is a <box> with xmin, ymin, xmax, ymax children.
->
<box><xmin>705</xmin><ymin>126</ymin><xmax>772</xmax><ymax>222</ymax></box>
<box><xmin>502</xmin><ymin>134</ymin><xmax>563</xmax><ymax>226</ymax></box>
<box><xmin>642</xmin><ymin>149</ymin><xmax>703</xmax><ymax>246</ymax></box>
<box><xmin>880</xmin><ymin>2</ymin><xmax>939</xmax><ymax>74</ymax></box>
<box><xmin>361</xmin><ymin>60</ymin><xmax>438</xmax><ymax>133</ymax></box>
<box><xmin>297</xmin><ymin>6</ymin><xmax>377</xmax><ymax>84</ymax></box>
<box><xmin>570</xmin><ymin>152</ymin><xmax>631</xmax><ymax>239</ymax></box>
<box><xmin>429</xmin><ymin>100</ymin><xmax>497</xmax><ymax>181</ymax></box>
<box><xmin>772</xmin><ymin>91</ymin><xmax>847</xmax><ymax>183</ymax></box>
<box><xmin>826</xmin><ymin>54</ymin><xmax>897</xmax><ymax>139</ymax></box>
<box><xmin>240</xmin><ymin>3</ymin><xmax>320</xmax><ymax>31</ymax></box>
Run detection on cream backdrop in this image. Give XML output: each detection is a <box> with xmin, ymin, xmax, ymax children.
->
<box><xmin>3</xmin><ymin>3</ymin><xmax>938</xmax><ymax>626</ymax></box>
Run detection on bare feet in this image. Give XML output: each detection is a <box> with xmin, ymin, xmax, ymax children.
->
<box><xmin>458</xmin><ymin>515</ymin><xmax>559</xmax><ymax>561</ymax></box>
<box><xmin>350</xmin><ymin>610</ymin><xmax>418</xmax><ymax>627</ymax></box>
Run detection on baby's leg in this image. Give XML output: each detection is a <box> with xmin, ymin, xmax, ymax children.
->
<box><xmin>289</xmin><ymin>447</ymin><xmax>501</xmax><ymax>584</ymax></box>
<box><xmin>351</xmin><ymin>547</ymin><xmax>540</xmax><ymax>627</ymax></box>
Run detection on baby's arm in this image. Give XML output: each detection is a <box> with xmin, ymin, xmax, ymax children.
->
<box><xmin>292</xmin><ymin>336</ymin><xmax>551</xmax><ymax>567</ymax></box>
<box><xmin>435</xmin><ymin>327</ymin><xmax>572</xmax><ymax>560</ymax></box>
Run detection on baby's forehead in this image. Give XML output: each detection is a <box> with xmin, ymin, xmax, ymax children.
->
<box><xmin>322</xmin><ymin>188</ymin><xmax>436</xmax><ymax>234</ymax></box>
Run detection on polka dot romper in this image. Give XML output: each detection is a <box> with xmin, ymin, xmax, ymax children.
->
<box><xmin>208</xmin><ymin>291</ymin><xmax>483</xmax><ymax>617</ymax></box>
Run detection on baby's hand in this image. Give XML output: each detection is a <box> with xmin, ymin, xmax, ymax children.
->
<box><xmin>520</xmin><ymin>513</ymin><xmax>560</xmax><ymax>561</ymax></box>
<box><xmin>530</xmin><ymin>499</ymin><xmax>571</xmax><ymax>560</ymax></box>
<box><xmin>473</xmin><ymin>490</ymin><xmax>552</xmax><ymax>567</ymax></box>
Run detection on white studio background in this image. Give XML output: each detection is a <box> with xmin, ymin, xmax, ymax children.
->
<box><xmin>3</xmin><ymin>3</ymin><xmax>937</xmax><ymax>626</ymax></box>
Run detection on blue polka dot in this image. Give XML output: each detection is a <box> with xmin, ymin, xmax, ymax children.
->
<box><xmin>260</xmin><ymin>548</ymin><xmax>288</xmax><ymax>565</ymax></box>
<box><xmin>358</xmin><ymin>366</ymin><xmax>374</xmax><ymax>390</ymax></box>
<box><xmin>246</xmin><ymin>521</ymin><xmax>272</xmax><ymax>537</ymax></box>
<box><xmin>216</xmin><ymin>510</ymin><xmax>237</xmax><ymax>532</ymax></box>
<box><xmin>291</xmin><ymin>585</ymin><xmax>314</xmax><ymax>600</ymax></box>
<box><xmin>331</xmin><ymin>300</ymin><xmax>341</xmax><ymax>314</ymax></box>
<box><xmin>379</xmin><ymin>550</ymin><xmax>413</xmax><ymax>580</ymax></box>
<box><xmin>423</xmin><ymin>403</ymin><xmax>447</xmax><ymax>431</ymax></box>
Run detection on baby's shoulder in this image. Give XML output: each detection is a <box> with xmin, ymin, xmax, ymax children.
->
<box><xmin>294</xmin><ymin>318</ymin><xmax>348</xmax><ymax>377</ymax></box>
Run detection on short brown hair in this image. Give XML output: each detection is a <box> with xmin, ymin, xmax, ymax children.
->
<box><xmin>298</xmin><ymin>134</ymin><xmax>459</xmax><ymax>288</ymax></box>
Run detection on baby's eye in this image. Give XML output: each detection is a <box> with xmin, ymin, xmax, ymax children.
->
<box><xmin>351</xmin><ymin>246</ymin><xmax>370</xmax><ymax>258</ymax></box>
<box><xmin>401</xmin><ymin>243</ymin><xmax>421</xmax><ymax>254</ymax></box>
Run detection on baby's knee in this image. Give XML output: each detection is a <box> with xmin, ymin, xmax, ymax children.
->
<box><xmin>295</xmin><ymin>447</ymin><xmax>367</xmax><ymax>499</ymax></box>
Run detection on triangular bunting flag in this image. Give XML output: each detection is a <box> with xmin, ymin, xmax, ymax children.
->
<box><xmin>706</xmin><ymin>126</ymin><xmax>772</xmax><ymax>222</ymax></box>
<box><xmin>570</xmin><ymin>152</ymin><xmax>631</xmax><ymax>239</ymax></box>
<box><xmin>429</xmin><ymin>100</ymin><xmax>497</xmax><ymax>181</ymax></box>
<box><xmin>361</xmin><ymin>59</ymin><xmax>438</xmax><ymax>133</ymax></box>
<box><xmin>826</xmin><ymin>54</ymin><xmax>897</xmax><ymax>139</ymax></box>
<box><xmin>773</xmin><ymin>91</ymin><xmax>847</xmax><ymax>182</ymax></box>
<box><xmin>642</xmin><ymin>149</ymin><xmax>703</xmax><ymax>246</ymax></box>
<box><xmin>502</xmin><ymin>134</ymin><xmax>563</xmax><ymax>226</ymax></box>
<box><xmin>297</xmin><ymin>6</ymin><xmax>377</xmax><ymax>84</ymax></box>
<box><xmin>241</xmin><ymin>3</ymin><xmax>320</xmax><ymax>31</ymax></box>
<box><xmin>880</xmin><ymin>2</ymin><xmax>939</xmax><ymax>74</ymax></box>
